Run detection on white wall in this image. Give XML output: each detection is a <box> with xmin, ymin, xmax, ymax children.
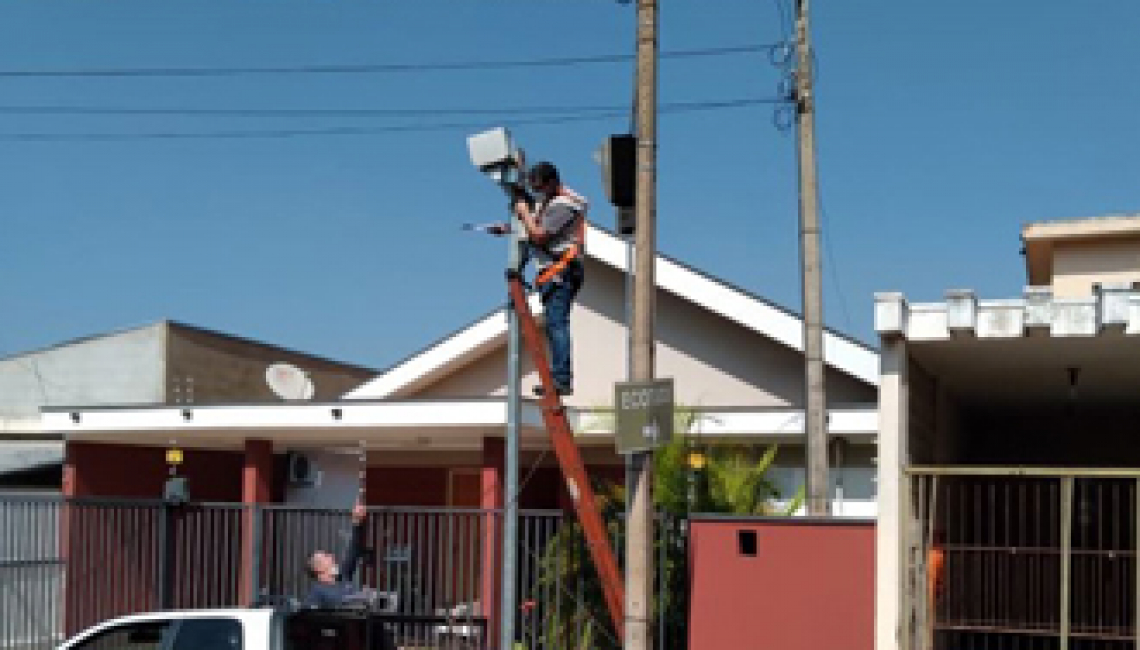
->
<box><xmin>418</xmin><ymin>259</ymin><xmax>878</xmax><ymax>409</ymax></box>
<box><xmin>283</xmin><ymin>450</ymin><xmax>362</xmax><ymax>508</ymax></box>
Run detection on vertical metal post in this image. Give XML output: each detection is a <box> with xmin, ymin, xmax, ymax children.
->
<box><xmin>1134</xmin><ymin>478</ymin><xmax>1140</xmax><ymax>646</ymax></box>
<box><xmin>250</xmin><ymin>504</ymin><xmax>262</xmax><ymax>604</ymax></box>
<box><xmin>158</xmin><ymin>504</ymin><xmax>174</xmax><ymax>610</ymax></box>
<box><xmin>1060</xmin><ymin>476</ymin><xmax>1073</xmax><ymax>650</ymax></box>
<box><xmin>899</xmin><ymin>471</ymin><xmax>913</xmax><ymax>650</ymax></box>
<box><xmin>500</xmin><ymin>208</ymin><xmax>523</xmax><ymax>650</ymax></box>
<box><xmin>924</xmin><ymin>476</ymin><xmax>938</xmax><ymax>650</ymax></box>
<box><xmin>625</xmin><ymin>233</ymin><xmax>635</xmax><ymax>529</ymax></box>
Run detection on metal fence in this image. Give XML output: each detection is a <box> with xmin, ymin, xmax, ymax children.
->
<box><xmin>0</xmin><ymin>495</ymin><xmax>61</xmax><ymax>650</ymax></box>
<box><xmin>905</xmin><ymin>468</ymin><xmax>1140</xmax><ymax>650</ymax></box>
<box><xmin>0</xmin><ymin>495</ymin><xmax>684</xmax><ymax>650</ymax></box>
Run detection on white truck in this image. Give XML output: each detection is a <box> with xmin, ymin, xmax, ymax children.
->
<box><xmin>54</xmin><ymin>607</ymin><xmax>447</xmax><ymax>650</ymax></box>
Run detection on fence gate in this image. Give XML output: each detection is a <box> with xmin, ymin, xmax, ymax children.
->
<box><xmin>905</xmin><ymin>468</ymin><xmax>1140</xmax><ymax>650</ymax></box>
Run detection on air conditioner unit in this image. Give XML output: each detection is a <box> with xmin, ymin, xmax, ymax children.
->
<box><xmin>286</xmin><ymin>452</ymin><xmax>320</xmax><ymax>487</ymax></box>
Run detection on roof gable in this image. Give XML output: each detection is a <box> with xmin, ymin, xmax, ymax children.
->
<box><xmin>345</xmin><ymin>226</ymin><xmax>878</xmax><ymax>400</ymax></box>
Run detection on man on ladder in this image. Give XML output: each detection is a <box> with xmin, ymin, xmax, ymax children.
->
<box><xmin>494</xmin><ymin>160</ymin><xmax>588</xmax><ymax>397</ymax></box>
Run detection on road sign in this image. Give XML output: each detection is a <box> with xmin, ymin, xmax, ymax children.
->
<box><xmin>615</xmin><ymin>378</ymin><xmax>674</xmax><ymax>454</ymax></box>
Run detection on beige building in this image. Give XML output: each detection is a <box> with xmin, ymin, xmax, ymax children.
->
<box><xmin>1023</xmin><ymin>214</ymin><xmax>1140</xmax><ymax>297</ymax></box>
<box><xmin>875</xmin><ymin>214</ymin><xmax>1140</xmax><ymax>650</ymax></box>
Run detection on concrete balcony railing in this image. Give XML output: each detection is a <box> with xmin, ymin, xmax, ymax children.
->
<box><xmin>875</xmin><ymin>284</ymin><xmax>1140</xmax><ymax>341</ymax></box>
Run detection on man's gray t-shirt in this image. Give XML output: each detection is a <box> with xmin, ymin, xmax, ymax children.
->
<box><xmin>534</xmin><ymin>191</ymin><xmax>586</xmax><ymax>268</ymax></box>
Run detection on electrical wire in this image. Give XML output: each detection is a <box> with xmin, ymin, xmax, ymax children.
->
<box><xmin>773</xmin><ymin>0</ymin><xmax>794</xmax><ymax>40</ymax></box>
<box><xmin>0</xmin><ymin>97</ymin><xmax>784</xmax><ymax>119</ymax></box>
<box><xmin>0</xmin><ymin>44</ymin><xmax>777</xmax><ymax>79</ymax></box>
<box><xmin>0</xmin><ymin>97</ymin><xmax>787</xmax><ymax>142</ymax></box>
<box><xmin>818</xmin><ymin>190</ymin><xmax>854</xmax><ymax>332</ymax></box>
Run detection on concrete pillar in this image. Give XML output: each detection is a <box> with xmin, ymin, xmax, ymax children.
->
<box><xmin>480</xmin><ymin>437</ymin><xmax>504</xmax><ymax>641</ymax></box>
<box><xmin>876</xmin><ymin>338</ymin><xmax>908</xmax><ymax>650</ymax></box>
<box><xmin>240</xmin><ymin>439</ymin><xmax>273</xmax><ymax>605</ymax></box>
<box><xmin>945</xmin><ymin>289</ymin><xmax>977</xmax><ymax>337</ymax></box>
<box><xmin>242</xmin><ymin>439</ymin><xmax>273</xmax><ymax>503</ymax></box>
<box><xmin>62</xmin><ymin>443</ymin><xmax>79</xmax><ymax>498</ymax></box>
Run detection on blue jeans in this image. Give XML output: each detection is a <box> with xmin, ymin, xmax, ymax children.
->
<box><xmin>539</xmin><ymin>260</ymin><xmax>584</xmax><ymax>389</ymax></box>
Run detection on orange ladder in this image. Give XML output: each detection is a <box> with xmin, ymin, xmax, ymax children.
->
<box><xmin>505</xmin><ymin>270</ymin><xmax>625</xmax><ymax>638</ymax></box>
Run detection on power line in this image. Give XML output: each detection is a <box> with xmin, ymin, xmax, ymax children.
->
<box><xmin>817</xmin><ymin>191</ymin><xmax>854</xmax><ymax>333</ymax></box>
<box><xmin>773</xmin><ymin>0</ymin><xmax>793</xmax><ymax>39</ymax></box>
<box><xmin>0</xmin><ymin>97</ymin><xmax>786</xmax><ymax>142</ymax></box>
<box><xmin>0</xmin><ymin>97</ymin><xmax>785</xmax><ymax>119</ymax></box>
<box><xmin>0</xmin><ymin>104</ymin><xmax>619</xmax><ymax>118</ymax></box>
<box><xmin>0</xmin><ymin>44</ymin><xmax>776</xmax><ymax>79</ymax></box>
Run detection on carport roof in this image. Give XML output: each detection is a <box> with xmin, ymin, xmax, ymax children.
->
<box><xmin>875</xmin><ymin>288</ymin><xmax>1140</xmax><ymax>406</ymax></box>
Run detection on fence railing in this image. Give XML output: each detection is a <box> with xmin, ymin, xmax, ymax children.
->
<box><xmin>0</xmin><ymin>495</ymin><xmax>684</xmax><ymax>650</ymax></box>
<box><xmin>905</xmin><ymin>467</ymin><xmax>1140</xmax><ymax>650</ymax></box>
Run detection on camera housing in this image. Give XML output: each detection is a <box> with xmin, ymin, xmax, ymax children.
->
<box><xmin>467</xmin><ymin>127</ymin><xmax>520</xmax><ymax>185</ymax></box>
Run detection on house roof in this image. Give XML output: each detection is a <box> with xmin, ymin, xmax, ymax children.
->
<box><xmin>0</xmin><ymin>320</ymin><xmax>377</xmax><ymax>374</ymax></box>
<box><xmin>345</xmin><ymin>225</ymin><xmax>879</xmax><ymax>400</ymax></box>
<box><xmin>874</xmin><ymin>288</ymin><xmax>1140</xmax><ymax>405</ymax></box>
<box><xmin>1022</xmin><ymin>213</ymin><xmax>1140</xmax><ymax>243</ymax></box>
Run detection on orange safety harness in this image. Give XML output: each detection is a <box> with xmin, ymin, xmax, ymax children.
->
<box><xmin>534</xmin><ymin>190</ymin><xmax>587</xmax><ymax>286</ymax></box>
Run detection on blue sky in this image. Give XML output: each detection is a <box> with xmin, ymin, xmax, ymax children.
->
<box><xmin>1</xmin><ymin>1</ymin><xmax>1137</xmax><ymax>371</ymax></box>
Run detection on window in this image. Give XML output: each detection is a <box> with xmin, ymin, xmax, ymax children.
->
<box><xmin>738</xmin><ymin>529</ymin><xmax>758</xmax><ymax>557</ymax></box>
<box><xmin>171</xmin><ymin>619</ymin><xmax>243</xmax><ymax>650</ymax></box>
<box><xmin>72</xmin><ymin>621</ymin><xmax>174</xmax><ymax>650</ymax></box>
<box><xmin>72</xmin><ymin>618</ymin><xmax>242</xmax><ymax>650</ymax></box>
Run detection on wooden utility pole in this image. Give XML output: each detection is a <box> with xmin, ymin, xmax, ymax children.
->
<box><xmin>795</xmin><ymin>0</ymin><xmax>829</xmax><ymax>516</ymax></box>
<box><xmin>626</xmin><ymin>0</ymin><xmax>657</xmax><ymax>648</ymax></box>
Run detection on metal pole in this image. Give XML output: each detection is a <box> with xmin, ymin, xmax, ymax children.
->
<box><xmin>795</xmin><ymin>0</ymin><xmax>829</xmax><ymax>517</ymax></box>
<box><xmin>159</xmin><ymin>503</ymin><xmax>176</xmax><ymax>609</ymax></box>
<box><xmin>626</xmin><ymin>0</ymin><xmax>657</xmax><ymax>647</ymax></box>
<box><xmin>625</xmin><ymin>233</ymin><xmax>634</xmax><ymax>529</ymax></box>
<box><xmin>500</xmin><ymin>208</ymin><xmax>523</xmax><ymax>650</ymax></box>
<box><xmin>1134</xmin><ymin>478</ymin><xmax>1139</xmax><ymax>648</ymax></box>
<box><xmin>1060</xmin><ymin>476</ymin><xmax>1073</xmax><ymax>650</ymax></box>
<box><xmin>250</xmin><ymin>504</ymin><xmax>262</xmax><ymax>605</ymax></box>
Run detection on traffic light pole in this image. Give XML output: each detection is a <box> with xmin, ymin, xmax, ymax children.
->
<box><xmin>500</xmin><ymin>211</ymin><xmax>523</xmax><ymax>649</ymax></box>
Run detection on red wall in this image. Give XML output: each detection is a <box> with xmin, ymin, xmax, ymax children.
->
<box><xmin>66</xmin><ymin>441</ymin><xmax>244</xmax><ymax>501</ymax></box>
<box><xmin>366</xmin><ymin>467</ymin><xmax>449</xmax><ymax>506</ymax></box>
<box><xmin>688</xmin><ymin>517</ymin><xmax>875</xmax><ymax>650</ymax></box>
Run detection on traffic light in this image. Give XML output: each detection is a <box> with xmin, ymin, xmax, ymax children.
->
<box><xmin>598</xmin><ymin>134</ymin><xmax>636</xmax><ymax>213</ymax></box>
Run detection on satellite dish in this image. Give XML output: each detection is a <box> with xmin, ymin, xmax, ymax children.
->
<box><xmin>266</xmin><ymin>363</ymin><xmax>315</xmax><ymax>401</ymax></box>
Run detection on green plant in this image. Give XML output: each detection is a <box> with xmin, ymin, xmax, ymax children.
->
<box><xmin>530</xmin><ymin>406</ymin><xmax>803</xmax><ymax>648</ymax></box>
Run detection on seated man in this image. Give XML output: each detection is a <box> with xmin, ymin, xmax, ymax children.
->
<box><xmin>303</xmin><ymin>499</ymin><xmax>369</xmax><ymax>609</ymax></box>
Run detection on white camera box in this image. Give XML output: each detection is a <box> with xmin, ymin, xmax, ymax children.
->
<box><xmin>467</xmin><ymin>127</ymin><xmax>517</xmax><ymax>181</ymax></box>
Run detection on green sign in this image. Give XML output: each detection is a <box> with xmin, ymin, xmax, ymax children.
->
<box><xmin>615</xmin><ymin>378</ymin><xmax>674</xmax><ymax>454</ymax></box>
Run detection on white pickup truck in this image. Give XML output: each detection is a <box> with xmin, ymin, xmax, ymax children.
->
<box><xmin>55</xmin><ymin>608</ymin><xmax>425</xmax><ymax>650</ymax></box>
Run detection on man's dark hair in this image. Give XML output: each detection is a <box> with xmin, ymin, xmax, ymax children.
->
<box><xmin>527</xmin><ymin>161</ymin><xmax>560</xmax><ymax>187</ymax></box>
